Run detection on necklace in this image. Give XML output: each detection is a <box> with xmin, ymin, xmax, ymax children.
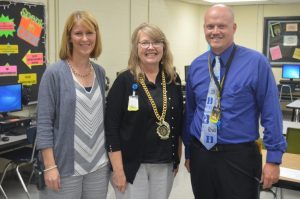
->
<box><xmin>67</xmin><ymin>60</ymin><xmax>92</xmax><ymax>78</ymax></box>
<box><xmin>139</xmin><ymin>71</ymin><xmax>170</xmax><ymax>140</ymax></box>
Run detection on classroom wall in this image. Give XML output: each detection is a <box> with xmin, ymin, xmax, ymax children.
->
<box><xmin>15</xmin><ymin>0</ymin><xmax>300</xmax><ymax>86</ymax></box>
<box><xmin>232</xmin><ymin>4</ymin><xmax>300</xmax><ymax>82</ymax></box>
<box><xmin>23</xmin><ymin>0</ymin><xmax>203</xmax><ymax>84</ymax></box>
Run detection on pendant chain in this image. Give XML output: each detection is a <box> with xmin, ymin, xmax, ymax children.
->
<box><xmin>67</xmin><ymin>60</ymin><xmax>92</xmax><ymax>78</ymax></box>
<box><xmin>139</xmin><ymin>71</ymin><xmax>167</xmax><ymax>123</ymax></box>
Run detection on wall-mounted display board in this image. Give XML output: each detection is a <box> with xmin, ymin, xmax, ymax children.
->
<box><xmin>263</xmin><ymin>16</ymin><xmax>300</xmax><ymax>66</ymax></box>
<box><xmin>0</xmin><ymin>0</ymin><xmax>46</xmax><ymax>103</ymax></box>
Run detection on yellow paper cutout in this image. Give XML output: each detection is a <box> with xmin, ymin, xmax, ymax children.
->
<box><xmin>293</xmin><ymin>48</ymin><xmax>300</xmax><ymax>60</ymax></box>
<box><xmin>0</xmin><ymin>44</ymin><xmax>18</xmax><ymax>54</ymax></box>
<box><xmin>18</xmin><ymin>73</ymin><xmax>37</xmax><ymax>85</ymax></box>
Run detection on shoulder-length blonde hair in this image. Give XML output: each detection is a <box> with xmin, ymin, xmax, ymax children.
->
<box><xmin>128</xmin><ymin>23</ymin><xmax>176</xmax><ymax>83</ymax></box>
<box><xmin>59</xmin><ymin>11</ymin><xmax>102</xmax><ymax>59</ymax></box>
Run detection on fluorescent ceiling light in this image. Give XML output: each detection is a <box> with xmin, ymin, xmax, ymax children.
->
<box><xmin>204</xmin><ymin>0</ymin><xmax>268</xmax><ymax>2</ymax></box>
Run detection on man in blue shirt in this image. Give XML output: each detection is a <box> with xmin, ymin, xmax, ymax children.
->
<box><xmin>183</xmin><ymin>4</ymin><xmax>287</xmax><ymax>199</ymax></box>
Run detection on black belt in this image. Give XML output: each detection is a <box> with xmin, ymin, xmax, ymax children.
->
<box><xmin>192</xmin><ymin>137</ymin><xmax>256</xmax><ymax>152</ymax></box>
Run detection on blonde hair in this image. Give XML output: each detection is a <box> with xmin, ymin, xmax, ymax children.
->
<box><xmin>128</xmin><ymin>23</ymin><xmax>176</xmax><ymax>83</ymax></box>
<box><xmin>59</xmin><ymin>11</ymin><xmax>102</xmax><ymax>59</ymax></box>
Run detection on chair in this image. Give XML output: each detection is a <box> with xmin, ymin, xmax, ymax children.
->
<box><xmin>286</xmin><ymin>127</ymin><xmax>300</xmax><ymax>154</ymax></box>
<box><xmin>0</xmin><ymin>185</ymin><xmax>8</xmax><ymax>199</ymax></box>
<box><xmin>278</xmin><ymin>84</ymin><xmax>294</xmax><ymax>102</ymax></box>
<box><xmin>0</xmin><ymin>126</ymin><xmax>37</xmax><ymax>199</ymax></box>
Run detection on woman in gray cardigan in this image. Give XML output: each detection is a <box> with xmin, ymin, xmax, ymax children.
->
<box><xmin>37</xmin><ymin>11</ymin><xmax>109</xmax><ymax>199</ymax></box>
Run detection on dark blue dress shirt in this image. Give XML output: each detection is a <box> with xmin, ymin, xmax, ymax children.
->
<box><xmin>183</xmin><ymin>44</ymin><xmax>287</xmax><ymax>164</ymax></box>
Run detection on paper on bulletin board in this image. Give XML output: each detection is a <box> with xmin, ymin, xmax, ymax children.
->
<box><xmin>283</xmin><ymin>35</ymin><xmax>298</xmax><ymax>46</ymax></box>
<box><xmin>22</xmin><ymin>50</ymin><xmax>43</xmax><ymax>69</ymax></box>
<box><xmin>270</xmin><ymin>45</ymin><xmax>282</xmax><ymax>60</ymax></box>
<box><xmin>0</xmin><ymin>14</ymin><xmax>16</xmax><ymax>38</ymax></box>
<box><xmin>286</xmin><ymin>23</ymin><xmax>298</xmax><ymax>32</ymax></box>
<box><xmin>18</xmin><ymin>73</ymin><xmax>37</xmax><ymax>85</ymax></box>
<box><xmin>0</xmin><ymin>44</ymin><xmax>18</xmax><ymax>54</ymax></box>
<box><xmin>293</xmin><ymin>48</ymin><xmax>300</xmax><ymax>60</ymax></box>
<box><xmin>0</xmin><ymin>65</ymin><xmax>17</xmax><ymax>76</ymax></box>
<box><xmin>270</xmin><ymin>22</ymin><xmax>281</xmax><ymax>37</ymax></box>
<box><xmin>17</xmin><ymin>8</ymin><xmax>43</xmax><ymax>47</ymax></box>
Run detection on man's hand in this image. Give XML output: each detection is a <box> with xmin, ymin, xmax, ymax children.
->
<box><xmin>261</xmin><ymin>163</ymin><xmax>280</xmax><ymax>189</ymax></box>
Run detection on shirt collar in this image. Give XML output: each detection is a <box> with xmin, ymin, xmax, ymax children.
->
<box><xmin>209</xmin><ymin>43</ymin><xmax>235</xmax><ymax>67</ymax></box>
<box><xmin>144</xmin><ymin>67</ymin><xmax>162</xmax><ymax>87</ymax></box>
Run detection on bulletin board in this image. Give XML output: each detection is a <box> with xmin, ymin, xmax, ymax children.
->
<box><xmin>0</xmin><ymin>0</ymin><xmax>46</xmax><ymax>103</ymax></box>
<box><xmin>263</xmin><ymin>16</ymin><xmax>300</xmax><ymax>66</ymax></box>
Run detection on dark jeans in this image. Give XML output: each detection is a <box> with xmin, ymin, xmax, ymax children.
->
<box><xmin>190</xmin><ymin>138</ymin><xmax>262</xmax><ymax>199</ymax></box>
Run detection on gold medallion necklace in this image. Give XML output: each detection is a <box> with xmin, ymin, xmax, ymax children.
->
<box><xmin>67</xmin><ymin>60</ymin><xmax>92</xmax><ymax>78</ymax></box>
<box><xmin>139</xmin><ymin>71</ymin><xmax>170</xmax><ymax>140</ymax></box>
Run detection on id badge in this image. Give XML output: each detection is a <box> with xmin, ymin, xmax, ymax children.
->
<box><xmin>128</xmin><ymin>95</ymin><xmax>139</xmax><ymax>111</ymax></box>
<box><xmin>210</xmin><ymin>106</ymin><xmax>220</xmax><ymax>123</ymax></box>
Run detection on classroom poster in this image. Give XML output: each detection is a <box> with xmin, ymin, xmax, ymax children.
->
<box><xmin>0</xmin><ymin>0</ymin><xmax>46</xmax><ymax>103</ymax></box>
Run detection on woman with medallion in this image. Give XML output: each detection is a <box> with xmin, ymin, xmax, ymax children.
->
<box><xmin>36</xmin><ymin>11</ymin><xmax>109</xmax><ymax>199</ymax></box>
<box><xmin>105</xmin><ymin>23</ymin><xmax>183</xmax><ymax>199</ymax></box>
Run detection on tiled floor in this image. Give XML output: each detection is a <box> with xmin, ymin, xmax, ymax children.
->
<box><xmin>2</xmin><ymin>153</ymin><xmax>300</xmax><ymax>199</ymax></box>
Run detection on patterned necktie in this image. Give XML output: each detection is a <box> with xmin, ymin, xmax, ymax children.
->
<box><xmin>200</xmin><ymin>56</ymin><xmax>220</xmax><ymax>150</ymax></box>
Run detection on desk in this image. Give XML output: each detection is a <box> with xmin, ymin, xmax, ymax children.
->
<box><xmin>286</xmin><ymin>100</ymin><xmax>300</xmax><ymax>122</ymax></box>
<box><xmin>263</xmin><ymin>150</ymin><xmax>300</xmax><ymax>191</ymax></box>
<box><xmin>0</xmin><ymin>134</ymin><xmax>27</xmax><ymax>153</ymax></box>
<box><xmin>293</xmin><ymin>91</ymin><xmax>300</xmax><ymax>98</ymax></box>
<box><xmin>280</xmin><ymin>90</ymin><xmax>300</xmax><ymax>99</ymax></box>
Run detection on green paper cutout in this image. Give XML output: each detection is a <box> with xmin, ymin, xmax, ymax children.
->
<box><xmin>0</xmin><ymin>14</ymin><xmax>16</xmax><ymax>38</ymax></box>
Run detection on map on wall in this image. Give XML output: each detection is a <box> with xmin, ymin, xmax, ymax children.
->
<box><xmin>0</xmin><ymin>0</ymin><xmax>46</xmax><ymax>103</ymax></box>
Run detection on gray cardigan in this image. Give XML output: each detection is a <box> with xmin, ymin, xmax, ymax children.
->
<box><xmin>36</xmin><ymin>59</ymin><xmax>106</xmax><ymax>176</ymax></box>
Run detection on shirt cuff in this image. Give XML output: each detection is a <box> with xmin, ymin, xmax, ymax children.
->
<box><xmin>266</xmin><ymin>150</ymin><xmax>284</xmax><ymax>164</ymax></box>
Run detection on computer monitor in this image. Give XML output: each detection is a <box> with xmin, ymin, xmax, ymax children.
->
<box><xmin>282</xmin><ymin>64</ymin><xmax>300</xmax><ymax>81</ymax></box>
<box><xmin>0</xmin><ymin>83</ymin><xmax>22</xmax><ymax>118</ymax></box>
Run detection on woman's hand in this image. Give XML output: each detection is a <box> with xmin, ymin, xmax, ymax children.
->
<box><xmin>108</xmin><ymin>151</ymin><xmax>127</xmax><ymax>192</ymax></box>
<box><xmin>44</xmin><ymin>167</ymin><xmax>61</xmax><ymax>192</ymax></box>
<box><xmin>112</xmin><ymin>169</ymin><xmax>127</xmax><ymax>193</ymax></box>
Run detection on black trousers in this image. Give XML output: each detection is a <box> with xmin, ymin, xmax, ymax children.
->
<box><xmin>190</xmin><ymin>138</ymin><xmax>262</xmax><ymax>199</ymax></box>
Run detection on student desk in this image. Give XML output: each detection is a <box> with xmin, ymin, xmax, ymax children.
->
<box><xmin>286</xmin><ymin>100</ymin><xmax>300</xmax><ymax>122</ymax></box>
<box><xmin>262</xmin><ymin>150</ymin><xmax>300</xmax><ymax>191</ymax></box>
<box><xmin>0</xmin><ymin>134</ymin><xmax>27</xmax><ymax>153</ymax></box>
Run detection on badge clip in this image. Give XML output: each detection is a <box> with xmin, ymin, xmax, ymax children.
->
<box><xmin>128</xmin><ymin>83</ymin><xmax>139</xmax><ymax>111</ymax></box>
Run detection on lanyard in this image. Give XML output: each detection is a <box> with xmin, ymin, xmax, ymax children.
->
<box><xmin>208</xmin><ymin>45</ymin><xmax>237</xmax><ymax>99</ymax></box>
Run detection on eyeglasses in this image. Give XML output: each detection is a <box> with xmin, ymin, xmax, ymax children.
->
<box><xmin>138</xmin><ymin>41</ymin><xmax>164</xmax><ymax>49</ymax></box>
<box><xmin>72</xmin><ymin>31</ymin><xmax>96</xmax><ymax>38</ymax></box>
